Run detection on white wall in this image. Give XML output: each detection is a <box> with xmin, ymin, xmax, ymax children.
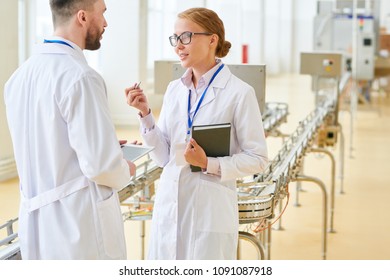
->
<box><xmin>0</xmin><ymin>0</ymin><xmax>18</xmax><ymax>181</ymax></box>
<box><xmin>380</xmin><ymin>0</ymin><xmax>390</xmax><ymax>31</ymax></box>
<box><xmin>99</xmin><ymin>0</ymin><xmax>142</xmax><ymax>126</ymax></box>
<box><xmin>293</xmin><ymin>0</ymin><xmax>317</xmax><ymax>71</ymax></box>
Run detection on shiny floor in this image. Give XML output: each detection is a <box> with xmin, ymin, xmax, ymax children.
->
<box><xmin>1</xmin><ymin>73</ymin><xmax>389</xmax><ymax>260</ymax></box>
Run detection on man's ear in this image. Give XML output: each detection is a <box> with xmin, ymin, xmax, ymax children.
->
<box><xmin>76</xmin><ymin>10</ymin><xmax>87</xmax><ymax>26</ymax></box>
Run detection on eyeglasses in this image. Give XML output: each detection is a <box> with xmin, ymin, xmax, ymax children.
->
<box><xmin>169</xmin><ymin>31</ymin><xmax>213</xmax><ymax>47</ymax></box>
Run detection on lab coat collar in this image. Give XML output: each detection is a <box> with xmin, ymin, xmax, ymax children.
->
<box><xmin>33</xmin><ymin>36</ymin><xmax>87</xmax><ymax>63</ymax></box>
<box><xmin>181</xmin><ymin>59</ymin><xmax>224</xmax><ymax>89</ymax></box>
<box><xmin>199</xmin><ymin>63</ymin><xmax>231</xmax><ymax>110</ymax></box>
<box><xmin>181</xmin><ymin>60</ymin><xmax>232</xmax><ymax>111</ymax></box>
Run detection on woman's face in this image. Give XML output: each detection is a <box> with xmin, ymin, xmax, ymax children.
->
<box><xmin>173</xmin><ymin>18</ymin><xmax>215</xmax><ymax>71</ymax></box>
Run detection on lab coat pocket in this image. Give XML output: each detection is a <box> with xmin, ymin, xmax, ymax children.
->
<box><xmin>195</xmin><ymin>180</ymin><xmax>238</xmax><ymax>233</ymax></box>
<box><xmin>96</xmin><ymin>192</ymin><xmax>126</xmax><ymax>259</ymax></box>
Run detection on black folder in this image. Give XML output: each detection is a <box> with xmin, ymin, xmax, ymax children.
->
<box><xmin>190</xmin><ymin>123</ymin><xmax>231</xmax><ymax>172</ymax></box>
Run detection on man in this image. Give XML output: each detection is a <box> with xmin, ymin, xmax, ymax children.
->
<box><xmin>4</xmin><ymin>0</ymin><xmax>135</xmax><ymax>259</ymax></box>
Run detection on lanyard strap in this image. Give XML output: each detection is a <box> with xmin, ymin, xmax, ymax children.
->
<box><xmin>44</xmin><ymin>39</ymin><xmax>74</xmax><ymax>49</ymax></box>
<box><xmin>187</xmin><ymin>63</ymin><xmax>224</xmax><ymax>140</ymax></box>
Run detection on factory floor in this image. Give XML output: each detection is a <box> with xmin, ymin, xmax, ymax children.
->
<box><xmin>1</xmin><ymin>73</ymin><xmax>389</xmax><ymax>260</ymax></box>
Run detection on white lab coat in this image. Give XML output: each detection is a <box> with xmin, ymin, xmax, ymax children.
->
<box><xmin>4</xmin><ymin>38</ymin><xmax>131</xmax><ymax>259</ymax></box>
<box><xmin>141</xmin><ymin>64</ymin><xmax>268</xmax><ymax>259</ymax></box>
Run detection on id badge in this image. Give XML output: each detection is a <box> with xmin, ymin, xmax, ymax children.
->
<box><xmin>175</xmin><ymin>143</ymin><xmax>187</xmax><ymax>166</ymax></box>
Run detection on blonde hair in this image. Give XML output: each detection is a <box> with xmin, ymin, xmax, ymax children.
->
<box><xmin>178</xmin><ymin>7</ymin><xmax>231</xmax><ymax>58</ymax></box>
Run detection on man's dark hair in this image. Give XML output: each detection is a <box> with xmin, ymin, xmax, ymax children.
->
<box><xmin>49</xmin><ymin>0</ymin><xmax>96</xmax><ymax>27</ymax></box>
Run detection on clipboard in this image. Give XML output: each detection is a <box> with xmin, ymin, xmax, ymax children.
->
<box><xmin>121</xmin><ymin>144</ymin><xmax>154</xmax><ymax>162</ymax></box>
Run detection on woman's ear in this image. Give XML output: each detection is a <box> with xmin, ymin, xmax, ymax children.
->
<box><xmin>210</xmin><ymin>34</ymin><xmax>219</xmax><ymax>45</ymax></box>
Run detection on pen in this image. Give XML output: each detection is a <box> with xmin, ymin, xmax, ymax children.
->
<box><xmin>135</xmin><ymin>81</ymin><xmax>141</xmax><ymax>89</ymax></box>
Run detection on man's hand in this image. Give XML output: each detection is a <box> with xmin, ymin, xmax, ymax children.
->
<box><xmin>127</xmin><ymin>160</ymin><xmax>136</xmax><ymax>176</ymax></box>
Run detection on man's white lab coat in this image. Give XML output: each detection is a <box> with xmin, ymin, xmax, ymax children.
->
<box><xmin>4</xmin><ymin>38</ymin><xmax>131</xmax><ymax>259</ymax></box>
<box><xmin>140</xmin><ymin>64</ymin><xmax>268</xmax><ymax>259</ymax></box>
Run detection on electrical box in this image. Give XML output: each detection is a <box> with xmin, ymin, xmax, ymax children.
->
<box><xmin>300</xmin><ymin>52</ymin><xmax>344</xmax><ymax>77</ymax></box>
<box><xmin>154</xmin><ymin>60</ymin><xmax>180</xmax><ymax>94</ymax></box>
<box><xmin>356</xmin><ymin>32</ymin><xmax>375</xmax><ymax>80</ymax></box>
<box><xmin>316</xmin><ymin>125</ymin><xmax>340</xmax><ymax>147</ymax></box>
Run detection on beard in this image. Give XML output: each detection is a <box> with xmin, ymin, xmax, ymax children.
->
<box><xmin>85</xmin><ymin>27</ymin><xmax>103</xmax><ymax>50</ymax></box>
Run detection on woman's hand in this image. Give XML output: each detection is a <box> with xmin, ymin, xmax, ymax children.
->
<box><xmin>124</xmin><ymin>83</ymin><xmax>150</xmax><ymax>117</ymax></box>
<box><xmin>184</xmin><ymin>138</ymin><xmax>208</xmax><ymax>169</ymax></box>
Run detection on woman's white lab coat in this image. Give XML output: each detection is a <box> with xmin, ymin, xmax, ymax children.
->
<box><xmin>141</xmin><ymin>64</ymin><xmax>268</xmax><ymax>259</ymax></box>
<box><xmin>4</xmin><ymin>39</ymin><xmax>131</xmax><ymax>259</ymax></box>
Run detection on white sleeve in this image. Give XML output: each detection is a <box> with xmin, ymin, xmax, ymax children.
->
<box><xmin>219</xmin><ymin>86</ymin><xmax>268</xmax><ymax>182</ymax></box>
<box><xmin>59</xmin><ymin>74</ymin><xmax>131</xmax><ymax>189</ymax></box>
<box><xmin>138</xmin><ymin>99</ymin><xmax>171</xmax><ymax>168</ymax></box>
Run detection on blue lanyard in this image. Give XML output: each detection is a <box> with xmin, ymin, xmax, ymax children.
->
<box><xmin>186</xmin><ymin>63</ymin><xmax>224</xmax><ymax>141</ymax></box>
<box><xmin>44</xmin><ymin>39</ymin><xmax>74</xmax><ymax>49</ymax></box>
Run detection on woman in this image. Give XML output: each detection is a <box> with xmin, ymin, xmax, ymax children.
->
<box><xmin>126</xmin><ymin>7</ymin><xmax>268</xmax><ymax>260</ymax></box>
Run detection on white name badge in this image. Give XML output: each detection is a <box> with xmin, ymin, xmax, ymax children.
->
<box><xmin>175</xmin><ymin>143</ymin><xmax>187</xmax><ymax>166</ymax></box>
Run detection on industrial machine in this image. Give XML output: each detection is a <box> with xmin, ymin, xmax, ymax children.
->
<box><xmin>237</xmin><ymin>95</ymin><xmax>337</xmax><ymax>260</ymax></box>
<box><xmin>314</xmin><ymin>0</ymin><xmax>379</xmax><ymax>81</ymax></box>
<box><xmin>235</xmin><ymin>51</ymin><xmax>349</xmax><ymax>261</ymax></box>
